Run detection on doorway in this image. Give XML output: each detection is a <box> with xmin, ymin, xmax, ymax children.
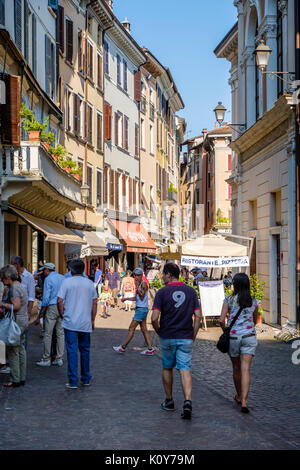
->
<box><xmin>275</xmin><ymin>235</ymin><xmax>281</xmax><ymax>325</ymax></box>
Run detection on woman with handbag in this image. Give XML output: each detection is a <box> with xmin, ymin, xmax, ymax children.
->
<box><xmin>0</xmin><ymin>265</ymin><xmax>28</xmax><ymax>387</ymax></box>
<box><xmin>219</xmin><ymin>273</ymin><xmax>259</xmax><ymax>413</ymax></box>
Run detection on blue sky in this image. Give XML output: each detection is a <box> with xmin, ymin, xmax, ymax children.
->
<box><xmin>114</xmin><ymin>0</ymin><xmax>237</xmax><ymax>139</ymax></box>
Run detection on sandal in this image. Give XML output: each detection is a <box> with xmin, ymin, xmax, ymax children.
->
<box><xmin>241</xmin><ymin>406</ymin><xmax>250</xmax><ymax>414</ymax></box>
<box><xmin>234</xmin><ymin>395</ymin><xmax>241</xmax><ymax>405</ymax></box>
<box><xmin>4</xmin><ymin>382</ymin><xmax>20</xmax><ymax>388</ymax></box>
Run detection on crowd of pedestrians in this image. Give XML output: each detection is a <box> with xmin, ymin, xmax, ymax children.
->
<box><xmin>0</xmin><ymin>255</ymin><xmax>259</xmax><ymax>419</ymax></box>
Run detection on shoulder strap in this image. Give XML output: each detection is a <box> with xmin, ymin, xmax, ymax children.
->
<box><xmin>228</xmin><ymin>305</ymin><xmax>243</xmax><ymax>331</ymax></box>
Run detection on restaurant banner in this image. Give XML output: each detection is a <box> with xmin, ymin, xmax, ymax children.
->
<box><xmin>181</xmin><ymin>255</ymin><xmax>250</xmax><ymax>268</ymax></box>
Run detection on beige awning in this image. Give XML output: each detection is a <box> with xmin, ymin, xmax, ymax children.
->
<box><xmin>11</xmin><ymin>208</ymin><xmax>83</xmax><ymax>245</ymax></box>
<box><xmin>158</xmin><ymin>234</ymin><xmax>248</xmax><ymax>260</ymax></box>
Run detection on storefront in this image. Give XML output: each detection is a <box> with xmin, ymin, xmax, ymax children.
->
<box><xmin>109</xmin><ymin>219</ymin><xmax>156</xmax><ymax>271</ymax></box>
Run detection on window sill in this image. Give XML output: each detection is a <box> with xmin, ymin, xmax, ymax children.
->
<box><xmin>96</xmin><ymin>85</ymin><xmax>104</xmax><ymax>95</ymax></box>
<box><xmin>96</xmin><ymin>148</ymin><xmax>104</xmax><ymax>155</ymax></box>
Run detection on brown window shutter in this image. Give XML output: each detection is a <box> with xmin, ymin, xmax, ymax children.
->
<box><xmin>104</xmin><ymin>103</ymin><xmax>112</xmax><ymax>140</ymax></box>
<box><xmin>104</xmin><ymin>166</ymin><xmax>108</xmax><ymax>205</ymax></box>
<box><xmin>110</xmin><ymin>168</ymin><xmax>115</xmax><ymax>208</ymax></box>
<box><xmin>122</xmin><ymin>173</ymin><xmax>126</xmax><ymax>197</ymax></box>
<box><xmin>97</xmin><ymin>53</ymin><xmax>102</xmax><ymax>88</ymax></box>
<box><xmin>115</xmin><ymin>172</ymin><xmax>119</xmax><ymax>211</ymax></box>
<box><xmin>1</xmin><ymin>74</ymin><xmax>21</xmax><ymax>146</ymax></box>
<box><xmin>66</xmin><ymin>19</ymin><xmax>73</xmax><ymax>63</ymax></box>
<box><xmin>228</xmin><ymin>154</ymin><xmax>232</xmax><ymax>171</ymax></box>
<box><xmin>57</xmin><ymin>6</ymin><xmax>64</xmax><ymax>53</ymax></box>
<box><xmin>134</xmin><ymin>70</ymin><xmax>141</xmax><ymax>102</ymax></box>
<box><xmin>73</xmin><ymin>94</ymin><xmax>78</xmax><ymax>135</ymax></box>
<box><xmin>133</xmin><ymin>179</ymin><xmax>136</xmax><ymax>213</ymax></box>
<box><xmin>250</xmin><ymin>238</ymin><xmax>256</xmax><ymax>276</ymax></box>
<box><xmin>115</xmin><ymin>112</ymin><xmax>118</xmax><ymax>146</ymax></box>
<box><xmin>129</xmin><ymin>177</ymin><xmax>132</xmax><ymax>212</ymax></box>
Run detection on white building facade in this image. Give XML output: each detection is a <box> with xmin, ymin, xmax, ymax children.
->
<box><xmin>215</xmin><ymin>0</ymin><xmax>297</xmax><ymax>327</ymax></box>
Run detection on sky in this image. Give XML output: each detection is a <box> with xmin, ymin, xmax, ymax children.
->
<box><xmin>114</xmin><ymin>0</ymin><xmax>237</xmax><ymax>140</ymax></box>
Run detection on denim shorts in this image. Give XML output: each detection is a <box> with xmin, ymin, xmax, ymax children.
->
<box><xmin>229</xmin><ymin>335</ymin><xmax>257</xmax><ymax>357</ymax></box>
<box><xmin>133</xmin><ymin>307</ymin><xmax>149</xmax><ymax>322</ymax></box>
<box><xmin>159</xmin><ymin>338</ymin><xmax>193</xmax><ymax>371</ymax></box>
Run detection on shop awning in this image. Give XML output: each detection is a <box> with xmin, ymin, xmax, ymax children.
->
<box><xmin>12</xmin><ymin>208</ymin><xmax>83</xmax><ymax>245</ymax></box>
<box><xmin>110</xmin><ymin>219</ymin><xmax>156</xmax><ymax>254</ymax></box>
<box><xmin>64</xmin><ymin>230</ymin><xmax>109</xmax><ymax>259</ymax></box>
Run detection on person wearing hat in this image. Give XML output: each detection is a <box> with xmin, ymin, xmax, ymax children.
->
<box><xmin>113</xmin><ymin>267</ymin><xmax>155</xmax><ymax>356</ymax></box>
<box><xmin>35</xmin><ymin>263</ymin><xmax>65</xmax><ymax>367</ymax></box>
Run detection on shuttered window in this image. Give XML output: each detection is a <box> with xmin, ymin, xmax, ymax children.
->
<box><xmin>123</xmin><ymin>60</ymin><xmax>127</xmax><ymax>92</ymax></box>
<box><xmin>48</xmin><ymin>0</ymin><xmax>58</xmax><ymax>10</ymax></box>
<box><xmin>73</xmin><ymin>94</ymin><xmax>78</xmax><ymax>136</ymax></box>
<box><xmin>103</xmin><ymin>166</ymin><xmax>108</xmax><ymax>205</ymax></box>
<box><xmin>24</xmin><ymin>0</ymin><xmax>28</xmax><ymax>62</ymax></box>
<box><xmin>96</xmin><ymin>170</ymin><xmax>102</xmax><ymax>209</ymax></box>
<box><xmin>96</xmin><ymin>112</ymin><xmax>103</xmax><ymax>151</ymax></box>
<box><xmin>129</xmin><ymin>177</ymin><xmax>132</xmax><ymax>212</ymax></box>
<box><xmin>110</xmin><ymin>168</ymin><xmax>115</xmax><ymax>208</ymax></box>
<box><xmin>117</xmin><ymin>54</ymin><xmax>121</xmax><ymax>86</ymax></box>
<box><xmin>135</xmin><ymin>124</ymin><xmax>139</xmax><ymax>157</ymax></box>
<box><xmin>132</xmin><ymin>179</ymin><xmax>136</xmax><ymax>214</ymax></box>
<box><xmin>14</xmin><ymin>0</ymin><xmax>22</xmax><ymax>51</ymax></box>
<box><xmin>104</xmin><ymin>103</ymin><xmax>112</xmax><ymax>140</ymax></box>
<box><xmin>115</xmin><ymin>171</ymin><xmax>119</xmax><ymax>211</ymax></box>
<box><xmin>87</xmin><ymin>103</ymin><xmax>93</xmax><ymax>145</ymax></box>
<box><xmin>57</xmin><ymin>6</ymin><xmax>64</xmax><ymax>53</ymax></box>
<box><xmin>32</xmin><ymin>13</ymin><xmax>37</xmax><ymax>75</ymax></box>
<box><xmin>87</xmin><ymin>41</ymin><xmax>93</xmax><ymax>80</ymax></box>
<box><xmin>66</xmin><ymin>19</ymin><xmax>73</xmax><ymax>63</ymax></box>
<box><xmin>1</xmin><ymin>74</ymin><xmax>21</xmax><ymax>146</ymax></box>
<box><xmin>123</xmin><ymin>116</ymin><xmax>129</xmax><ymax>151</ymax></box>
<box><xmin>87</xmin><ymin>165</ymin><xmax>93</xmax><ymax>205</ymax></box>
<box><xmin>134</xmin><ymin>70</ymin><xmax>141</xmax><ymax>102</ymax></box>
<box><xmin>104</xmin><ymin>40</ymin><xmax>109</xmax><ymax>75</ymax></box>
<box><xmin>45</xmin><ymin>35</ymin><xmax>52</xmax><ymax>95</ymax></box>
<box><xmin>227</xmin><ymin>154</ymin><xmax>232</xmax><ymax>171</ymax></box>
<box><xmin>97</xmin><ymin>52</ymin><xmax>102</xmax><ymax>89</ymax></box>
<box><xmin>0</xmin><ymin>0</ymin><xmax>5</xmax><ymax>25</ymax></box>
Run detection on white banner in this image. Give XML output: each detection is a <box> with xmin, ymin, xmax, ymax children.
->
<box><xmin>181</xmin><ymin>255</ymin><xmax>249</xmax><ymax>268</ymax></box>
<box><xmin>199</xmin><ymin>281</ymin><xmax>225</xmax><ymax>317</ymax></box>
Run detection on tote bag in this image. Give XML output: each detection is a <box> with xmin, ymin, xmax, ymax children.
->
<box><xmin>0</xmin><ymin>305</ymin><xmax>21</xmax><ymax>347</ymax></box>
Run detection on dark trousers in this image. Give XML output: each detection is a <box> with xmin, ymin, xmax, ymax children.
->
<box><xmin>64</xmin><ymin>329</ymin><xmax>91</xmax><ymax>386</ymax></box>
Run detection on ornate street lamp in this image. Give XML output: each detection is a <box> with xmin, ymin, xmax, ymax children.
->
<box><xmin>254</xmin><ymin>39</ymin><xmax>295</xmax><ymax>90</ymax></box>
<box><xmin>80</xmin><ymin>183</ymin><xmax>90</xmax><ymax>205</ymax></box>
<box><xmin>213</xmin><ymin>101</ymin><xmax>245</xmax><ymax>136</ymax></box>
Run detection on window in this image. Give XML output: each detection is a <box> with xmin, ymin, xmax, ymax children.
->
<box><xmin>123</xmin><ymin>60</ymin><xmax>127</xmax><ymax>92</ymax></box>
<box><xmin>141</xmin><ymin>94</ymin><xmax>146</xmax><ymax>114</ymax></box>
<box><xmin>277</xmin><ymin>7</ymin><xmax>283</xmax><ymax>97</ymax></box>
<box><xmin>87</xmin><ymin>42</ymin><xmax>93</xmax><ymax>80</ymax></box>
<box><xmin>87</xmin><ymin>165</ymin><xmax>93</xmax><ymax>205</ymax></box>
<box><xmin>87</xmin><ymin>103</ymin><xmax>93</xmax><ymax>145</ymax></box>
<box><xmin>104</xmin><ymin>40</ymin><xmax>109</xmax><ymax>75</ymax></box>
<box><xmin>97</xmin><ymin>52</ymin><xmax>103</xmax><ymax>89</ymax></box>
<box><xmin>123</xmin><ymin>116</ymin><xmax>129</xmax><ymax>151</ymax></box>
<box><xmin>135</xmin><ymin>124</ymin><xmax>139</xmax><ymax>157</ymax></box>
<box><xmin>227</xmin><ymin>154</ymin><xmax>232</xmax><ymax>171</ymax></box>
<box><xmin>87</xmin><ymin>15</ymin><xmax>92</xmax><ymax>34</ymax></box>
<box><xmin>141</xmin><ymin>118</ymin><xmax>145</xmax><ymax>149</ymax></box>
<box><xmin>96</xmin><ymin>112</ymin><xmax>103</xmax><ymax>151</ymax></box>
<box><xmin>78</xmin><ymin>31</ymin><xmax>84</xmax><ymax>74</ymax></box>
<box><xmin>0</xmin><ymin>0</ymin><xmax>5</xmax><ymax>25</ymax></box>
<box><xmin>57</xmin><ymin>6</ymin><xmax>64</xmax><ymax>53</ymax></box>
<box><xmin>66</xmin><ymin>19</ymin><xmax>73</xmax><ymax>63</ymax></box>
<box><xmin>227</xmin><ymin>184</ymin><xmax>232</xmax><ymax>200</ymax></box>
<box><xmin>45</xmin><ymin>35</ymin><xmax>55</xmax><ymax>99</ymax></box>
<box><xmin>104</xmin><ymin>103</ymin><xmax>112</xmax><ymax>140</ymax></box>
<box><xmin>115</xmin><ymin>112</ymin><xmax>122</xmax><ymax>147</ymax></box>
<box><xmin>96</xmin><ymin>170</ymin><xmax>102</xmax><ymax>208</ymax></box>
<box><xmin>150</xmin><ymin>124</ymin><xmax>154</xmax><ymax>154</ymax></box>
<box><xmin>31</xmin><ymin>13</ymin><xmax>37</xmax><ymax>75</ymax></box>
<box><xmin>66</xmin><ymin>89</ymin><xmax>72</xmax><ymax>131</ymax></box>
<box><xmin>117</xmin><ymin>54</ymin><xmax>121</xmax><ymax>86</ymax></box>
<box><xmin>14</xmin><ymin>0</ymin><xmax>22</xmax><ymax>51</ymax></box>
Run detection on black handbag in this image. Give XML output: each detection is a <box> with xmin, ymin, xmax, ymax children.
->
<box><xmin>216</xmin><ymin>306</ymin><xmax>243</xmax><ymax>353</ymax></box>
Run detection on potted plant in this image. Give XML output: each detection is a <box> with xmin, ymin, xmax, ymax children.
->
<box><xmin>250</xmin><ymin>274</ymin><xmax>265</xmax><ymax>324</ymax></box>
<box><xmin>20</xmin><ymin>103</ymin><xmax>50</xmax><ymax>142</ymax></box>
<box><xmin>49</xmin><ymin>143</ymin><xmax>68</xmax><ymax>162</ymax></box>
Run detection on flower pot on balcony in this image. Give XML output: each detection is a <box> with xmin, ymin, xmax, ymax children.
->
<box><xmin>51</xmin><ymin>153</ymin><xmax>59</xmax><ymax>162</ymax></box>
<box><xmin>28</xmin><ymin>130</ymin><xmax>41</xmax><ymax>142</ymax></box>
<box><xmin>41</xmin><ymin>142</ymin><xmax>50</xmax><ymax>152</ymax></box>
<box><xmin>256</xmin><ymin>314</ymin><xmax>263</xmax><ymax>325</ymax></box>
<box><xmin>63</xmin><ymin>167</ymin><xmax>71</xmax><ymax>174</ymax></box>
<box><xmin>73</xmin><ymin>173</ymin><xmax>81</xmax><ymax>181</ymax></box>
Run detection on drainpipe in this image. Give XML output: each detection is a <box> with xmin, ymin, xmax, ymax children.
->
<box><xmin>295</xmin><ymin>0</ymin><xmax>300</xmax><ymax>329</ymax></box>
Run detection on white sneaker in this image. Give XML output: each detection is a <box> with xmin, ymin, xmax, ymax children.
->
<box><xmin>113</xmin><ymin>345</ymin><xmax>126</xmax><ymax>354</ymax></box>
<box><xmin>0</xmin><ymin>366</ymin><xmax>11</xmax><ymax>374</ymax></box>
<box><xmin>52</xmin><ymin>359</ymin><xmax>63</xmax><ymax>367</ymax></box>
<box><xmin>65</xmin><ymin>383</ymin><xmax>78</xmax><ymax>389</ymax></box>
<box><xmin>36</xmin><ymin>359</ymin><xmax>51</xmax><ymax>367</ymax></box>
<box><xmin>140</xmin><ymin>349</ymin><xmax>155</xmax><ymax>356</ymax></box>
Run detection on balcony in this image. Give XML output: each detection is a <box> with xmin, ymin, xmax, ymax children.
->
<box><xmin>0</xmin><ymin>142</ymin><xmax>83</xmax><ymax>220</ymax></box>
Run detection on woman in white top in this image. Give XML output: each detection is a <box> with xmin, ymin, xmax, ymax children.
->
<box><xmin>220</xmin><ymin>273</ymin><xmax>259</xmax><ymax>414</ymax></box>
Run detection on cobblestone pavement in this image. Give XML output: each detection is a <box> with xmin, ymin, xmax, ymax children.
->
<box><xmin>0</xmin><ymin>306</ymin><xmax>299</xmax><ymax>450</ymax></box>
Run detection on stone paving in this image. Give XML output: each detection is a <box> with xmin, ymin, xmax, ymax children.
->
<box><xmin>0</xmin><ymin>305</ymin><xmax>299</xmax><ymax>450</ymax></box>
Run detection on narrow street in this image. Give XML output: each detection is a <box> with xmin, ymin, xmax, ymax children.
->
<box><xmin>0</xmin><ymin>306</ymin><xmax>299</xmax><ymax>451</ymax></box>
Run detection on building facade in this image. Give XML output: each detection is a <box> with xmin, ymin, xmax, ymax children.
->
<box><xmin>0</xmin><ymin>0</ymin><xmax>83</xmax><ymax>273</ymax></box>
<box><xmin>215</xmin><ymin>0</ymin><xmax>296</xmax><ymax>327</ymax></box>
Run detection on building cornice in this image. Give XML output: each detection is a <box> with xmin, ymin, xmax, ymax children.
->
<box><xmin>214</xmin><ymin>22</ymin><xmax>238</xmax><ymax>62</ymax></box>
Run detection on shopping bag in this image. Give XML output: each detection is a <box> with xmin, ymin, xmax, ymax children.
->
<box><xmin>0</xmin><ymin>306</ymin><xmax>21</xmax><ymax>347</ymax></box>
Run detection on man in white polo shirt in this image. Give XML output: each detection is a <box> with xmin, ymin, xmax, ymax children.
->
<box><xmin>57</xmin><ymin>259</ymin><xmax>97</xmax><ymax>389</ymax></box>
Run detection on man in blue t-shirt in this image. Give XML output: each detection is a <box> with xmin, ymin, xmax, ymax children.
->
<box><xmin>151</xmin><ymin>263</ymin><xmax>202</xmax><ymax>420</ymax></box>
